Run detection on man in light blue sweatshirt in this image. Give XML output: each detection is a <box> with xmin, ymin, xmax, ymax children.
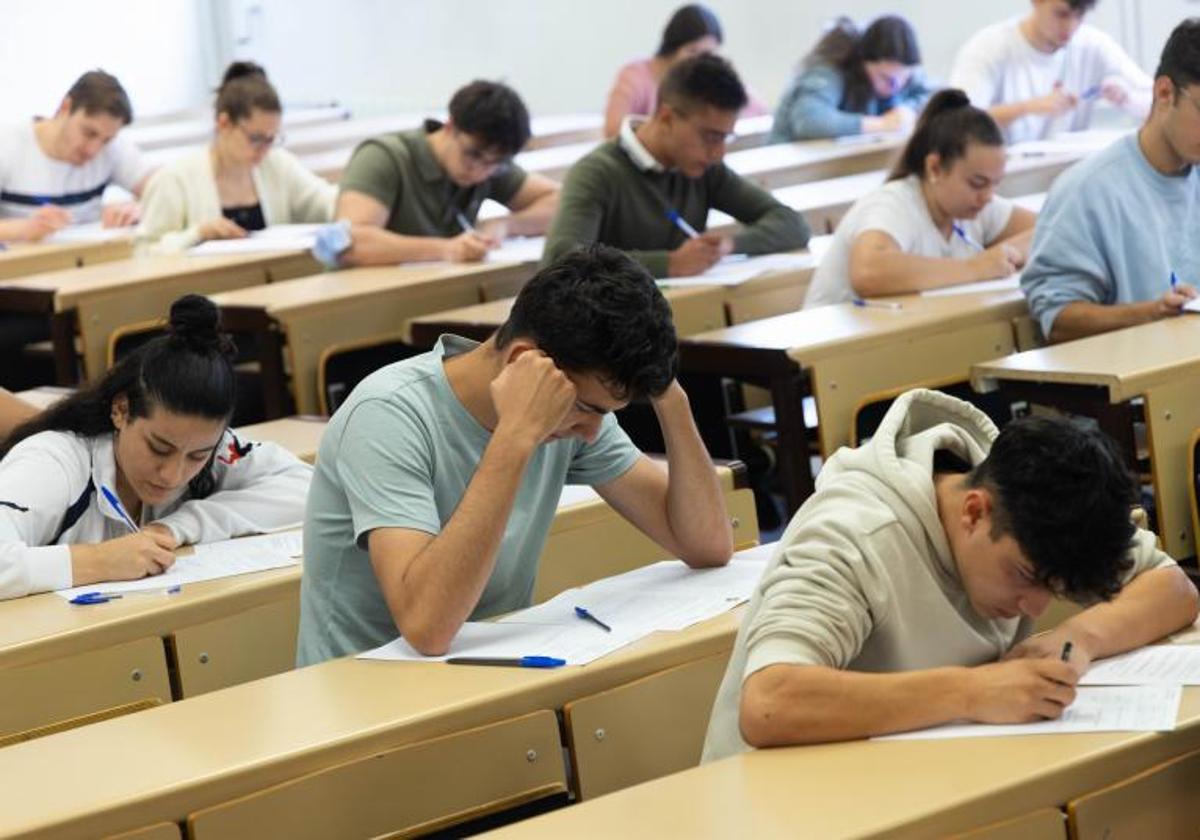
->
<box><xmin>1021</xmin><ymin>18</ymin><xmax>1200</xmax><ymax>343</ymax></box>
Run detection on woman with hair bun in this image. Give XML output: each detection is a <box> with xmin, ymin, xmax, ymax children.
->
<box><xmin>0</xmin><ymin>294</ymin><xmax>312</xmax><ymax>600</ymax></box>
<box><xmin>772</xmin><ymin>15</ymin><xmax>931</xmax><ymax>141</ymax></box>
<box><xmin>804</xmin><ymin>89</ymin><xmax>1038</xmax><ymax>307</ymax></box>
<box><xmin>602</xmin><ymin>4</ymin><xmax>768</xmax><ymax>138</ymax></box>
<box><xmin>136</xmin><ymin>61</ymin><xmax>335</xmax><ymax>253</ymax></box>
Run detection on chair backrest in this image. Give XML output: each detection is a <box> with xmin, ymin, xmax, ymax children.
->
<box><xmin>317</xmin><ymin>332</ymin><xmax>416</xmax><ymax>416</ymax></box>
<box><xmin>106</xmin><ymin>318</ymin><xmax>167</xmax><ymax>370</ymax></box>
<box><xmin>1189</xmin><ymin>428</ymin><xmax>1200</xmax><ymax>555</ymax></box>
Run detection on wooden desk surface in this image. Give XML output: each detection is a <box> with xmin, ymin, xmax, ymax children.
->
<box><xmin>0</xmin><ymin>237</ymin><xmax>134</xmax><ymax>281</ymax></box>
<box><xmin>0</xmin><ymin>543</ymin><xmax>745</xmax><ymax>839</ymax></box>
<box><xmin>234</xmin><ymin>416</ymin><xmax>327</xmax><ymax>464</ymax></box>
<box><xmin>972</xmin><ymin>317</ymin><xmax>1200</xmax><ymax>403</ymax></box>
<box><xmin>686</xmin><ymin>286</ymin><xmax>1027</xmax><ymax>367</ymax></box>
<box><xmin>489</xmin><ymin>686</ymin><xmax>1200</xmax><ymax>840</ymax></box>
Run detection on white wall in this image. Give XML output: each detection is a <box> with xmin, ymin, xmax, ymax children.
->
<box><xmin>0</xmin><ymin>0</ymin><xmax>211</xmax><ymax>120</ymax></box>
<box><xmin>233</xmin><ymin>0</ymin><xmax>1138</xmax><ymax>116</ymax></box>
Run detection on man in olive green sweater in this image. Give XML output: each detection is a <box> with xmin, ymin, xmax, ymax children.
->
<box><xmin>544</xmin><ymin>54</ymin><xmax>809</xmax><ymax>277</ymax></box>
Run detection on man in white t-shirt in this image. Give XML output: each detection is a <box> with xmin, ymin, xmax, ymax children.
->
<box><xmin>0</xmin><ymin>70</ymin><xmax>153</xmax><ymax>242</ymax></box>
<box><xmin>950</xmin><ymin>0</ymin><xmax>1151</xmax><ymax>144</ymax></box>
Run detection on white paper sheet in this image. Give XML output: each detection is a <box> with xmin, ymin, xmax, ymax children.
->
<box><xmin>358</xmin><ymin>542</ymin><xmax>776</xmax><ymax>665</ymax></box>
<box><xmin>187</xmin><ymin>224</ymin><xmax>323</xmax><ymax>256</ymax></box>
<box><xmin>1080</xmin><ymin>646</ymin><xmax>1200</xmax><ymax>685</ymax></box>
<box><xmin>557</xmin><ymin>484</ymin><xmax>600</xmax><ymax>509</ymax></box>
<box><xmin>875</xmin><ymin>685</ymin><xmax>1181</xmax><ymax>740</ymax></box>
<box><xmin>487</xmin><ymin>236</ymin><xmax>544</xmax><ymax>263</ymax></box>
<box><xmin>1182</xmin><ymin>297</ymin><xmax>1200</xmax><ymax>314</ymax></box>
<box><xmin>44</xmin><ymin>223</ymin><xmax>131</xmax><ymax>243</ymax></box>
<box><xmin>920</xmin><ymin>275</ymin><xmax>1020</xmax><ymax>298</ymax></box>
<box><xmin>54</xmin><ymin>529</ymin><xmax>303</xmax><ymax>599</ymax></box>
<box><xmin>656</xmin><ymin>252</ymin><xmax>815</xmax><ymax>287</ymax></box>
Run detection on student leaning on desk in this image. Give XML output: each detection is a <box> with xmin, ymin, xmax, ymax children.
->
<box><xmin>1020</xmin><ymin>19</ymin><xmax>1200</xmax><ymax>344</ymax></box>
<box><xmin>322</xmin><ymin>80</ymin><xmax>559</xmax><ymax>267</ymax></box>
<box><xmin>0</xmin><ymin>295</ymin><xmax>312</xmax><ymax>601</ymax></box>
<box><xmin>297</xmin><ymin>245</ymin><xmax>733</xmax><ymax>664</ymax></box>
<box><xmin>804</xmin><ymin>89</ymin><xmax>1037</xmax><ymax>307</ymax></box>
<box><xmin>703</xmin><ymin>389</ymin><xmax>1199</xmax><ymax>760</ymax></box>
<box><xmin>543</xmin><ymin>53</ymin><xmax>809</xmax><ymax>279</ymax></box>
<box><xmin>0</xmin><ymin>69</ymin><xmax>152</xmax><ymax>243</ymax></box>
<box><xmin>135</xmin><ymin>62</ymin><xmax>336</xmax><ymax>254</ymax></box>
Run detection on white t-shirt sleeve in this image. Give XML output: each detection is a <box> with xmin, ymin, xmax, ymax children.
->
<box><xmin>109</xmin><ymin>134</ymin><xmax>154</xmax><ymax>193</ymax></box>
<box><xmin>1090</xmin><ymin>27</ymin><xmax>1152</xmax><ymax>89</ymax></box>
<box><xmin>850</xmin><ymin>185</ymin><xmax>923</xmax><ymax>252</ymax></box>
<box><xmin>949</xmin><ymin>29</ymin><xmax>1002</xmax><ymax>108</ymax></box>
<box><xmin>978</xmin><ymin>194</ymin><xmax>1015</xmax><ymax>245</ymax></box>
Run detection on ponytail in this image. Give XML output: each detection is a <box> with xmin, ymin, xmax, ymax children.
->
<box><xmin>888</xmin><ymin>88</ymin><xmax>1004</xmax><ymax>181</ymax></box>
<box><xmin>0</xmin><ymin>295</ymin><xmax>238</xmax><ymax>497</ymax></box>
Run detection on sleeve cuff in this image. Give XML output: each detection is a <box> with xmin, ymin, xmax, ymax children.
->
<box><xmin>26</xmin><ymin>544</ymin><xmax>73</xmax><ymax>593</ymax></box>
<box><xmin>743</xmin><ymin>637</ymin><xmax>828</xmax><ymax>684</ymax></box>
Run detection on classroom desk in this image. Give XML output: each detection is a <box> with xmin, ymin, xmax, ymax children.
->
<box><xmin>0</xmin><ymin>251</ymin><xmax>320</xmax><ymax>385</ymax></box>
<box><xmin>211</xmin><ymin>259</ymin><xmax>538</xmax><ymax>418</ymax></box>
<box><xmin>483</xmin><ymin>685</ymin><xmax>1200</xmax><ymax>839</ymax></box>
<box><xmin>681</xmin><ymin>287</ymin><xmax>1027</xmax><ymax>513</ymax></box>
<box><xmin>0</xmin><ymin>236</ymin><xmax>133</xmax><ymax>281</ymax></box>
<box><xmin>233</xmin><ymin>415</ymin><xmax>327</xmax><ymax>464</ymax></box>
<box><xmin>0</xmin><ymin>480</ymin><xmax>756</xmax><ymax>838</ymax></box>
<box><xmin>972</xmin><ymin>317</ymin><xmax>1200</xmax><ymax>560</ymax></box>
<box><xmin>125</xmin><ymin>105</ymin><xmax>350</xmax><ymax>152</ymax></box>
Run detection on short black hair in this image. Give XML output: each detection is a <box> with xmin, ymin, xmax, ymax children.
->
<box><xmin>1156</xmin><ymin>18</ymin><xmax>1200</xmax><ymax>92</ymax></box>
<box><xmin>1066</xmin><ymin>0</ymin><xmax>1099</xmax><ymax>12</ymax></box>
<box><xmin>495</xmin><ymin>245</ymin><xmax>678</xmax><ymax>401</ymax></box>
<box><xmin>658</xmin><ymin>53</ymin><xmax>748</xmax><ymax>115</ymax></box>
<box><xmin>656</xmin><ymin>4</ymin><xmax>723</xmax><ymax>58</ymax></box>
<box><xmin>447</xmin><ymin>80</ymin><xmax>531</xmax><ymax>157</ymax></box>
<box><xmin>967</xmin><ymin>415</ymin><xmax>1137</xmax><ymax>602</ymax></box>
<box><xmin>215</xmin><ymin>61</ymin><xmax>281</xmax><ymax>121</ymax></box>
<box><xmin>66</xmin><ymin>70</ymin><xmax>133</xmax><ymax>124</ymax></box>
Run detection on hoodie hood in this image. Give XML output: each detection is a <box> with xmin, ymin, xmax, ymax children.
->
<box><xmin>816</xmin><ymin>389</ymin><xmax>998</xmax><ymax>585</ymax></box>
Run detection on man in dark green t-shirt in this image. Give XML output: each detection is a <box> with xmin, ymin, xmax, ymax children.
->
<box><xmin>544</xmin><ymin>54</ymin><xmax>810</xmax><ymax>277</ymax></box>
<box><xmin>335</xmin><ymin>80</ymin><xmax>559</xmax><ymax>266</ymax></box>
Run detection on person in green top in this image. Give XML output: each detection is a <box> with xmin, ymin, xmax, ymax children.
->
<box><xmin>544</xmin><ymin>54</ymin><xmax>810</xmax><ymax>277</ymax></box>
<box><xmin>334</xmin><ymin>80</ymin><xmax>559</xmax><ymax>266</ymax></box>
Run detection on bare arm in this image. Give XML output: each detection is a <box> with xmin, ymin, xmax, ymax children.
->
<box><xmin>335</xmin><ymin>189</ymin><xmax>468</xmax><ymax>266</ymax></box>
<box><xmin>1048</xmin><ymin>284</ymin><xmax>1197</xmax><ymax>344</ymax></box>
<box><xmin>596</xmin><ymin>382</ymin><xmax>732</xmax><ymax>568</ymax></box>
<box><xmin>848</xmin><ymin>230</ymin><xmax>1020</xmax><ymax>298</ymax></box>
<box><xmin>500</xmin><ymin>173</ymin><xmax>559</xmax><ymax>237</ymax></box>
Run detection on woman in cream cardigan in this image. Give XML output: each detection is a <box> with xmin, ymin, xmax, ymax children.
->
<box><xmin>137</xmin><ymin>62</ymin><xmax>335</xmax><ymax>253</ymax></box>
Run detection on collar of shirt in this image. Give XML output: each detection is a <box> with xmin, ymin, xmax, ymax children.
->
<box><xmin>413</xmin><ymin>118</ymin><xmax>450</xmax><ymax>184</ymax></box>
<box><xmin>618</xmin><ymin>116</ymin><xmax>666</xmax><ymax>173</ymax></box>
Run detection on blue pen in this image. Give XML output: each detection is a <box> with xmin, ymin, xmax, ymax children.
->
<box><xmin>454</xmin><ymin>210</ymin><xmax>475</xmax><ymax>235</ymax></box>
<box><xmin>1171</xmin><ymin>270</ymin><xmax>1179</xmax><ymax>291</ymax></box>
<box><xmin>952</xmin><ymin>222</ymin><xmax>983</xmax><ymax>252</ymax></box>
<box><xmin>575</xmin><ymin>605</ymin><xmax>612</xmax><ymax>632</ymax></box>
<box><xmin>100</xmin><ymin>485</ymin><xmax>139</xmax><ymax>533</ymax></box>
<box><xmin>852</xmin><ymin>297</ymin><xmax>903</xmax><ymax>311</ymax></box>
<box><xmin>70</xmin><ymin>592</ymin><xmax>123</xmax><ymax>605</ymax></box>
<box><xmin>1080</xmin><ymin>84</ymin><xmax>1101</xmax><ymax>101</ymax></box>
<box><xmin>666</xmin><ymin>209</ymin><xmax>701</xmax><ymax>239</ymax></box>
<box><xmin>445</xmin><ymin>656</ymin><xmax>566</xmax><ymax>668</ymax></box>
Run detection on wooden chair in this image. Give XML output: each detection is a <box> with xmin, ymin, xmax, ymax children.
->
<box><xmin>316</xmin><ymin>331</ymin><xmax>416</xmax><ymax>416</ymax></box>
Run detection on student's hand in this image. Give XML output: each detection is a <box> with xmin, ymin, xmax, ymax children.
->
<box><xmin>877</xmin><ymin>105</ymin><xmax>916</xmax><ymax>133</ymax></box>
<box><xmin>1099</xmin><ymin>77</ymin><xmax>1131</xmax><ymax>107</ymax></box>
<box><xmin>490</xmin><ymin>349</ymin><xmax>577</xmax><ymax>448</ymax></box>
<box><xmin>100</xmin><ymin>201</ymin><xmax>142</xmax><ymax>228</ymax></box>
<box><xmin>142</xmin><ymin>522</ymin><xmax>180</xmax><ymax>550</ymax></box>
<box><xmin>1004</xmin><ymin>629</ymin><xmax>1093</xmax><ymax>677</ymax></box>
<box><xmin>668</xmin><ymin>236</ymin><xmax>726</xmax><ymax>277</ymax></box>
<box><xmin>1027</xmin><ymin>84</ymin><xmax>1078</xmax><ymax>117</ymax></box>
<box><xmin>198</xmin><ymin>218</ymin><xmax>248</xmax><ymax>241</ymax></box>
<box><xmin>72</xmin><ymin>531</ymin><xmax>178</xmax><ymax>584</ymax></box>
<box><xmin>12</xmin><ymin>206</ymin><xmax>71</xmax><ymax>241</ymax></box>
<box><xmin>969</xmin><ymin>242</ymin><xmax>1022</xmax><ymax>280</ymax></box>
<box><xmin>475</xmin><ymin>218</ymin><xmax>508</xmax><ymax>245</ymax></box>
<box><xmin>964</xmin><ymin>658</ymin><xmax>1079</xmax><ymax>724</ymax></box>
<box><xmin>443</xmin><ymin>231</ymin><xmax>493</xmax><ymax>263</ymax></box>
<box><xmin>1152</xmin><ymin>283</ymin><xmax>1198</xmax><ymax>319</ymax></box>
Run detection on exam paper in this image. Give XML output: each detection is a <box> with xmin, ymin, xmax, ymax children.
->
<box><xmin>44</xmin><ymin>223</ymin><xmax>130</xmax><ymax>243</ymax></box>
<box><xmin>187</xmin><ymin>224</ymin><xmax>323</xmax><ymax>256</ymax></box>
<box><xmin>1080</xmin><ymin>646</ymin><xmax>1200</xmax><ymax>685</ymax></box>
<box><xmin>920</xmin><ymin>275</ymin><xmax>1020</xmax><ymax>298</ymax></box>
<box><xmin>55</xmin><ymin>529</ymin><xmax>303</xmax><ymax>599</ymax></box>
<box><xmin>557</xmin><ymin>484</ymin><xmax>600</xmax><ymax>508</ymax></box>
<box><xmin>875</xmin><ymin>685</ymin><xmax>1181</xmax><ymax>740</ymax></box>
<box><xmin>656</xmin><ymin>252</ymin><xmax>816</xmax><ymax>287</ymax></box>
<box><xmin>358</xmin><ymin>542</ymin><xmax>776</xmax><ymax>665</ymax></box>
<box><xmin>1182</xmin><ymin>297</ymin><xmax>1200</xmax><ymax>314</ymax></box>
<box><xmin>487</xmin><ymin>236</ymin><xmax>544</xmax><ymax>263</ymax></box>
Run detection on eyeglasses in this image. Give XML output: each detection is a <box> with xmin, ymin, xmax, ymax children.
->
<box><xmin>456</xmin><ymin>134</ymin><xmax>511</xmax><ymax>171</ymax></box>
<box><xmin>237</xmin><ymin>124</ymin><xmax>285</xmax><ymax>149</ymax></box>
<box><xmin>673</xmin><ymin>107</ymin><xmax>737</xmax><ymax>149</ymax></box>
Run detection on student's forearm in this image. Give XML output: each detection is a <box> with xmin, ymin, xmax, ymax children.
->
<box><xmin>392</xmin><ymin>428</ymin><xmax>536</xmax><ymax>654</ymax></box>
<box><xmin>851</xmin><ymin>251</ymin><xmax>986</xmax><ymax>297</ymax></box>
<box><xmin>740</xmin><ymin>664</ymin><xmax>969</xmax><ymax>746</ymax></box>
<box><xmin>1047</xmin><ymin>300</ymin><xmax>1159</xmax><ymax>343</ymax></box>
<box><xmin>505</xmin><ymin>193</ymin><xmax>558</xmax><ymax>236</ymax></box>
<box><xmin>732</xmin><ymin>206</ymin><xmax>810</xmax><ymax>255</ymax></box>
<box><xmin>654</xmin><ymin>383</ymin><xmax>732</xmax><ymax>567</ymax></box>
<box><xmin>1062</xmin><ymin>566</ymin><xmax>1199</xmax><ymax>660</ymax></box>
<box><xmin>341</xmin><ymin>225</ymin><xmax>447</xmax><ymax>266</ymax></box>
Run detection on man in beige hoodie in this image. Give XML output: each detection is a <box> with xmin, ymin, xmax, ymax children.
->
<box><xmin>704</xmin><ymin>389</ymin><xmax>1199</xmax><ymax>760</ymax></box>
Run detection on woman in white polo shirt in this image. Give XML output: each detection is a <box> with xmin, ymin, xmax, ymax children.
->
<box><xmin>0</xmin><ymin>295</ymin><xmax>311</xmax><ymax>601</ymax></box>
<box><xmin>804</xmin><ymin>89</ymin><xmax>1038</xmax><ymax>308</ymax></box>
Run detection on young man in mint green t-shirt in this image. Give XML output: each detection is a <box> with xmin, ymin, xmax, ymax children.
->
<box><xmin>297</xmin><ymin>245</ymin><xmax>734</xmax><ymax>665</ymax></box>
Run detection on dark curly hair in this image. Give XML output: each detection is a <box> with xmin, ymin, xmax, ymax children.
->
<box><xmin>968</xmin><ymin>415</ymin><xmax>1137</xmax><ymax>602</ymax></box>
<box><xmin>658</xmin><ymin>52</ymin><xmax>748</xmax><ymax>114</ymax></box>
<box><xmin>448</xmin><ymin>80</ymin><xmax>531</xmax><ymax>157</ymax></box>
<box><xmin>495</xmin><ymin>245</ymin><xmax>678</xmax><ymax>401</ymax></box>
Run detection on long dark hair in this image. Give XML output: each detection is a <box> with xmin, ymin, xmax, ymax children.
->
<box><xmin>804</xmin><ymin>15</ymin><xmax>921</xmax><ymax>112</ymax></box>
<box><xmin>1</xmin><ymin>295</ymin><xmax>238</xmax><ymax>498</ymax></box>
<box><xmin>215</xmin><ymin>61</ymin><xmax>280</xmax><ymax>121</ymax></box>
<box><xmin>656</xmin><ymin>4</ymin><xmax>723</xmax><ymax>58</ymax></box>
<box><xmin>888</xmin><ymin>89</ymin><xmax>1004</xmax><ymax>181</ymax></box>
